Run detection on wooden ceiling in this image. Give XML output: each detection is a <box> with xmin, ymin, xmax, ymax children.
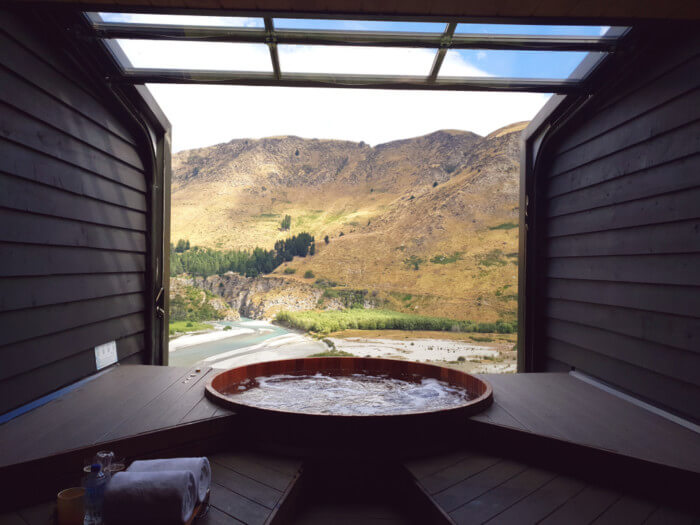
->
<box><xmin>17</xmin><ymin>0</ymin><xmax>700</xmax><ymax>22</ymax></box>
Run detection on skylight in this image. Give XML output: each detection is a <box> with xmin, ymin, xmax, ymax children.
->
<box><xmin>440</xmin><ymin>50</ymin><xmax>597</xmax><ymax>80</ymax></box>
<box><xmin>278</xmin><ymin>45</ymin><xmax>435</xmax><ymax>76</ymax></box>
<box><xmin>455</xmin><ymin>24</ymin><xmax>614</xmax><ymax>36</ymax></box>
<box><xmin>87</xmin><ymin>13</ymin><xmax>629</xmax><ymax>93</ymax></box>
<box><xmin>112</xmin><ymin>40</ymin><xmax>272</xmax><ymax>72</ymax></box>
<box><xmin>94</xmin><ymin>12</ymin><xmax>264</xmax><ymax>28</ymax></box>
<box><xmin>272</xmin><ymin>19</ymin><xmax>446</xmax><ymax>33</ymax></box>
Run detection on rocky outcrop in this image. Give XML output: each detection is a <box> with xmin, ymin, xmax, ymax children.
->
<box><xmin>169</xmin><ymin>278</ymin><xmax>240</xmax><ymax>321</ymax></box>
<box><xmin>172</xmin><ymin>273</ymin><xmax>368</xmax><ymax>320</ymax></box>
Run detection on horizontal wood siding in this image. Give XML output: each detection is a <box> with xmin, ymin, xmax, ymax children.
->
<box><xmin>0</xmin><ymin>10</ymin><xmax>150</xmax><ymax>414</ymax></box>
<box><xmin>537</xmin><ymin>29</ymin><xmax>700</xmax><ymax>421</ymax></box>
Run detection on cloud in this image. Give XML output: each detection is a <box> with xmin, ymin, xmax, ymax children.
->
<box><xmin>117</xmin><ymin>40</ymin><xmax>272</xmax><ymax>71</ymax></box>
<box><xmin>114</xmin><ymin>40</ymin><xmax>549</xmax><ymax>151</ymax></box>
<box><xmin>100</xmin><ymin>13</ymin><xmax>262</xmax><ymax>27</ymax></box>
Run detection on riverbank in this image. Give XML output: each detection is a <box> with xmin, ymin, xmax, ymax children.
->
<box><xmin>169</xmin><ymin>325</ymin><xmax>255</xmax><ymax>351</ymax></box>
<box><xmin>326</xmin><ymin>330</ymin><xmax>517</xmax><ymax>374</ymax></box>
<box><xmin>167</xmin><ymin>317</ymin><xmax>516</xmax><ymax>374</ymax></box>
<box><xmin>168</xmin><ymin>318</ymin><xmax>325</xmax><ymax>368</ymax></box>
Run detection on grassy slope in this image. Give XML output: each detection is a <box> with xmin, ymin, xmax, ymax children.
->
<box><xmin>171</xmin><ymin>125</ymin><xmax>524</xmax><ymax>322</ymax></box>
<box><xmin>169</xmin><ymin>320</ymin><xmax>212</xmax><ymax>335</ymax></box>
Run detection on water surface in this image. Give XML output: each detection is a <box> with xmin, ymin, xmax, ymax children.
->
<box><xmin>169</xmin><ymin>318</ymin><xmax>288</xmax><ymax>367</ymax></box>
<box><xmin>229</xmin><ymin>373</ymin><xmax>472</xmax><ymax>415</ymax></box>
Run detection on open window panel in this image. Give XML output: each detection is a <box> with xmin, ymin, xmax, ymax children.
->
<box><xmin>84</xmin><ymin>13</ymin><xmax>630</xmax><ymax>93</ymax></box>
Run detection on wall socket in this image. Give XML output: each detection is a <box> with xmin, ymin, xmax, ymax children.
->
<box><xmin>95</xmin><ymin>340</ymin><xmax>118</xmax><ymax>370</ymax></box>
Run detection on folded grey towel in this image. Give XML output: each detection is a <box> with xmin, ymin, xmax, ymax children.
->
<box><xmin>103</xmin><ymin>470</ymin><xmax>196</xmax><ymax>525</ymax></box>
<box><xmin>127</xmin><ymin>457</ymin><xmax>211</xmax><ymax>503</ymax></box>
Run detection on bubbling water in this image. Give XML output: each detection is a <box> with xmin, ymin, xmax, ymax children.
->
<box><xmin>228</xmin><ymin>372</ymin><xmax>473</xmax><ymax>415</ymax></box>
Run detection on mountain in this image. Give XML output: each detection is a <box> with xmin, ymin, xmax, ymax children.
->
<box><xmin>170</xmin><ymin>122</ymin><xmax>526</xmax><ymax>322</ymax></box>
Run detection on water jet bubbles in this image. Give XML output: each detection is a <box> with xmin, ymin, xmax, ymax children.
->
<box><xmin>228</xmin><ymin>372</ymin><xmax>472</xmax><ymax>416</ymax></box>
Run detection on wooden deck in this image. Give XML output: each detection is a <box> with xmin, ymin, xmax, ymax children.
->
<box><xmin>1</xmin><ymin>366</ymin><xmax>699</xmax><ymax>519</ymax></box>
<box><xmin>0</xmin><ymin>365</ymin><xmax>232</xmax><ymax>469</ymax></box>
<box><xmin>1</xmin><ymin>367</ymin><xmax>697</xmax><ymax>475</ymax></box>
<box><xmin>472</xmin><ymin>373</ymin><xmax>700</xmax><ymax>474</ymax></box>
<box><xmin>404</xmin><ymin>448</ymin><xmax>699</xmax><ymax>524</ymax></box>
<box><xmin>2</xmin><ymin>445</ymin><xmax>698</xmax><ymax>524</ymax></box>
<box><xmin>0</xmin><ymin>450</ymin><xmax>303</xmax><ymax>525</ymax></box>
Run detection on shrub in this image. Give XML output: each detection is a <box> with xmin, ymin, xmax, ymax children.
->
<box><xmin>274</xmin><ymin>309</ymin><xmax>517</xmax><ymax>335</ymax></box>
<box><xmin>304</xmin><ymin>270</ymin><xmax>315</xmax><ymax>278</ymax></box>
<box><xmin>457</xmin><ymin>356</ymin><xmax>466</xmax><ymax>362</ymax></box>
<box><xmin>477</xmin><ymin>250</ymin><xmax>507</xmax><ymax>267</ymax></box>
<box><xmin>322</xmin><ymin>288</ymin><xmax>339</xmax><ymax>299</ymax></box>
<box><xmin>280</xmin><ymin>214</ymin><xmax>292</xmax><ymax>230</ymax></box>
<box><xmin>223</xmin><ymin>325</ymin><xmax>232</xmax><ymax>331</ymax></box>
<box><xmin>310</xmin><ymin>349</ymin><xmax>354</xmax><ymax>357</ymax></box>
<box><xmin>430</xmin><ymin>252</ymin><xmax>462</xmax><ymax>265</ymax></box>
<box><xmin>403</xmin><ymin>256</ymin><xmax>424</xmax><ymax>270</ymax></box>
<box><xmin>283</xmin><ymin>267</ymin><xmax>296</xmax><ymax>274</ymax></box>
<box><xmin>432</xmin><ymin>181</ymin><xmax>438</xmax><ymax>187</ymax></box>
<box><xmin>488</xmin><ymin>222</ymin><xmax>518</xmax><ymax>230</ymax></box>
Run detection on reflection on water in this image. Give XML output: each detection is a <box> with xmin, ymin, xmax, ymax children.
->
<box><xmin>229</xmin><ymin>373</ymin><xmax>473</xmax><ymax>415</ymax></box>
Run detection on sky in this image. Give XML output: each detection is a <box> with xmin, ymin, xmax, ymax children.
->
<box><xmin>99</xmin><ymin>13</ymin><xmax>610</xmax><ymax>152</ymax></box>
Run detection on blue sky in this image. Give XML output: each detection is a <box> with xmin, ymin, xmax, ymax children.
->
<box><xmin>273</xmin><ymin>19</ymin><xmax>607</xmax><ymax>79</ymax></box>
<box><xmin>98</xmin><ymin>13</ymin><xmax>610</xmax><ymax>151</ymax></box>
<box><xmin>102</xmin><ymin>14</ymin><xmax>608</xmax><ymax>79</ymax></box>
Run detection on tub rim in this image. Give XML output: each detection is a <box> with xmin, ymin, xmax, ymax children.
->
<box><xmin>204</xmin><ymin>356</ymin><xmax>493</xmax><ymax>419</ymax></box>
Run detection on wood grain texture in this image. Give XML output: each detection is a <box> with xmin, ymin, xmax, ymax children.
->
<box><xmin>14</xmin><ymin>0</ymin><xmax>700</xmax><ymax>20</ymax></box>
<box><xmin>0</xmin><ymin>365</ymin><xmax>236</xmax><ymax>468</ymax></box>
<box><xmin>532</xmin><ymin>27</ymin><xmax>700</xmax><ymax>421</ymax></box>
<box><xmin>405</xmin><ymin>447</ymin><xmax>699</xmax><ymax>524</ymax></box>
<box><xmin>472</xmin><ymin>373</ymin><xmax>700</xmax><ymax>473</ymax></box>
<box><xmin>0</xmin><ymin>8</ymin><xmax>151</xmax><ymax>413</ymax></box>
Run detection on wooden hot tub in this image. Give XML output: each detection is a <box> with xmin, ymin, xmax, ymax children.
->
<box><xmin>205</xmin><ymin>357</ymin><xmax>493</xmax><ymax>456</ymax></box>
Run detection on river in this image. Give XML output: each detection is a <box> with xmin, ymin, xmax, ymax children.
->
<box><xmin>168</xmin><ymin>317</ymin><xmax>326</xmax><ymax>369</ymax></box>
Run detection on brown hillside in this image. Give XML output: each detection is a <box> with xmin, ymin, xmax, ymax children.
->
<box><xmin>171</xmin><ymin>122</ymin><xmax>526</xmax><ymax>322</ymax></box>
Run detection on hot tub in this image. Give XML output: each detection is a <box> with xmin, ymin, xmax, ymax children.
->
<box><xmin>205</xmin><ymin>357</ymin><xmax>492</xmax><ymax>456</ymax></box>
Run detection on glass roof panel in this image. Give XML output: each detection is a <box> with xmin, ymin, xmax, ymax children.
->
<box><xmin>109</xmin><ymin>40</ymin><xmax>272</xmax><ymax>72</ymax></box>
<box><xmin>273</xmin><ymin>19</ymin><xmax>446</xmax><ymax>32</ymax></box>
<box><xmin>94</xmin><ymin>12</ymin><xmax>264</xmax><ymax>28</ymax></box>
<box><xmin>455</xmin><ymin>23</ymin><xmax>614</xmax><ymax>36</ymax></box>
<box><xmin>440</xmin><ymin>49</ymin><xmax>603</xmax><ymax>80</ymax></box>
<box><xmin>278</xmin><ymin>45</ymin><xmax>435</xmax><ymax>75</ymax></box>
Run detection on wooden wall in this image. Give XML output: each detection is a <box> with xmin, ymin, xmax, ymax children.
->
<box><xmin>0</xmin><ymin>10</ymin><xmax>152</xmax><ymax>414</ymax></box>
<box><xmin>535</xmin><ymin>28</ymin><xmax>700</xmax><ymax>421</ymax></box>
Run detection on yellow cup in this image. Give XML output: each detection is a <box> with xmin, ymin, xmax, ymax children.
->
<box><xmin>57</xmin><ymin>487</ymin><xmax>85</xmax><ymax>525</ymax></box>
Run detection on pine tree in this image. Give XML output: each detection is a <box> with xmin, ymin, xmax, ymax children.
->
<box><xmin>175</xmin><ymin>239</ymin><xmax>188</xmax><ymax>253</ymax></box>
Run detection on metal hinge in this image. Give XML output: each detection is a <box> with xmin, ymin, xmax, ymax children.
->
<box><xmin>155</xmin><ymin>287</ymin><xmax>165</xmax><ymax>318</ymax></box>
